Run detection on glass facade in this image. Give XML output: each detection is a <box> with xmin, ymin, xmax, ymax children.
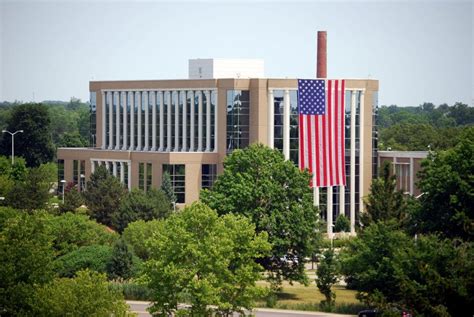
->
<box><xmin>90</xmin><ymin>92</ymin><xmax>96</xmax><ymax>147</ymax></box>
<box><xmin>163</xmin><ymin>164</ymin><xmax>186</xmax><ymax>203</ymax></box>
<box><xmin>102</xmin><ymin>90</ymin><xmax>216</xmax><ymax>153</ymax></box>
<box><xmin>226</xmin><ymin>90</ymin><xmax>250</xmax><ymax>153</ymax></box>
<box><xmin>269</xmin><ymin>88</ymin><xmax>366</xmax><ymax>226</ymax></box>
<box><xmin>201</xmin><ymin>164</ymin><xmax>217</xmax><ymax>190</ymax></box>
<box><xmin>273</xmin><ymin>90</ymin><xmax>299</xmax><ymax>165</ymax></box>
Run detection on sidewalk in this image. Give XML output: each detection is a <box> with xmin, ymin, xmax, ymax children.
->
<box><xmin>126</xmin><ymin>300</ymin><xmax>357</xmax><ymax>317</ymax></box>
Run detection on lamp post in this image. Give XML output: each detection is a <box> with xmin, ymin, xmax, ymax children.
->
<box><xmin>2</xmin><ymin>130</ymin><xmax>24</xmax><ymax>165</ymax></box>
<box><xmin>60</xmin><ymin>180</ymin><xmax>66</xmax><ymax>203</ymax></box>
<box><xmin>80</xmin><ymin>174</ymin><xmax>85</xmax><ymax>192</ymax></box>
<box><xmin>330</xmin><ymin>224</ymin><xmax>335</xmax><ymax>249</ymax></box>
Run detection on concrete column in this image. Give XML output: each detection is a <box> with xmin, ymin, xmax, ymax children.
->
<box><xmin>197</xmin><ymin>91</ymin><xmax>203</xmax><ymax>151</ymax></box>
<box><xmin>122</xmin><ymin>92</ymin><xmax>128</xmax><ymax>150</ymax></box>
<box><xmin>185</xmin><ymin>163</ymin><xmax>200</xmax><ymax>204</ymax></box>
<box><xmin>340</xmin><ymin>185</ymin><xmax>345</xmax><ymax>216</ymax></box>
<box><xmin>283</xmin><ymin>89</ymin><xmax>290</xmax><ymax>160</ymax></box>
<box><xmin>152</xmin><ymin>161</ymin><xmax>162</xmax><ymax>188</ymax></box>
<box><xmin>214</xmin><ymin>90</ymin><xmax>218</xmax><ymax>152</ymax></box>
<box><xmin>144</xmin><ymin>91</ymin><xmax>149</xmax><ymax>151</ymax></box>
<box><xmin>327</xmin><ymin>186</ymin><xmax>333</xmax><ymax>237</ymax></box>
<box><xmin>182</xmin><ymin>91</ymin><xmax>187</xmax><ymax>152</ymax></box>
<box><xmin>205</xmin><ymin>90</ymin><xmax>211</xmax><ymax>152</ymax></box>
<box><xmin>112</xmin><ymin>161</ymin><xmax>117</xmax><ymax>177</ymax></box>
<box><xmin>101</xmin><ymin>91</ymin><xmax>106</xmax><ymax>149</ymax></box>
<box><xmin>108</xmin><ymin>92</ymin><xmax>113</xmax><ymax>150</ymax></box>
<box><xmin>151</xmin><ymin>91</ymin><xmax>157</xmax><ymax>151</ymax></box>
<box><xmin>190</xmin><ymin>91</ymin><xmax>195</xmax><ymax>151</ymax></box>
<box><xmin>410</xmin><ymin>157</ymin><xmax>414</xmax><ymax>195</ymax></box>
<box><xmin>350</xmin><ymin>91</ymin><xmax>356</xmax><ymax>234</ymax></box>
<box><xmin>130</xmin><ymin>160</ymin><xmax>139</xmax><ymax>188</ymax></box>
<box><xmin>359</xmin><ymin>90</ymin><xmax>365</xmax><ymax>211</ymax></box>
<box><xmin>159</xmin><ymin>91</ymin><xmax>164</xmax><ymax>152</ymax></box>
<box><xmin>120</xmin><ymin>162</ymin><xmax>125</xmax><ymax>184</ymax></box>
<box><xmin>137</xmin><ymin>92</ymin><xmax>142</xmax><ymax>151</ymax></box>
<box><xmin>115</xmin><ymin>92</ymin><xmax>120</xmax><ymax>150</ymax></box>
<box><xmin>267</xmin><ymin>89</ymin><xmax>274</xmax><ymax>148</ymax></box>
<box><xmin>130</xmin><ymin>91</ymin><xmax>135</xmax><ymax>150</ymax></box>
<box><xmin>174</xmin><ymin>91</ymin><xmax>180</xmax><ymax>151</ymax></box>
<box><xmin>313</xmin><ymin>186</ymin><xmax>320</xmax><ymax>207</ymax></box>
<box><xmin>64</xmin><ymin>159</ymin><xmax>73</xmax><ymax>183</ymax></box>
<box><xmin>167</xmin><ymin>91</ymin><xmax>172</xmax><ymax>152</ymax></box>
<box><xmin>127</xmin><ymin>161</ymin><xmax>132</xmax><ymax>189</ymax></box>
<box><xmin>90</xmin><ymin>160</ymin><xmax>95</xmax><ymax>174</ymax></box>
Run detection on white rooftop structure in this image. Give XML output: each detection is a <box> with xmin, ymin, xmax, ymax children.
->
<box><xmin>188</xmin><ymin>58</ymin><xmax>265</xmax><ymax>79</ymax></box>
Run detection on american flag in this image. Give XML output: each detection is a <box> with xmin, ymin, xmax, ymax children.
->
<box><xmin>298</xmin><ymin>79</ymin><xmax>346</xmax><ymax>187</ymax></box>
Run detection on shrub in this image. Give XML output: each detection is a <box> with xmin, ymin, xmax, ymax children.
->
<box><xmin>45</xmin><ymin>212</ymin><xmax>118</xmax><ymax>257</ymax></box>
<box><xmin>33</xmin><ymin>269</ymin><xmax>131</xmax><ymax>317</ymax></box>
<box><xmin>55</xmin><ymin>245</ymin><xmax>113</xmax><ymax>278</ymax></box>
<box><xmin>334</xmin><ymin>214</ymin><xmax>350</xmax><ymax>233</ymax></box>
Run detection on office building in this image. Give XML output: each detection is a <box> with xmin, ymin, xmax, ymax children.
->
<box><xmin>57</xmin><ymin>59</ymin><xmax>379</xmax><ymax>234</ymax></box>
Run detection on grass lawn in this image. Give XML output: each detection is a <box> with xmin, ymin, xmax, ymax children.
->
<box><xmin>255</xmin><ymin>279</ymin><xmax>366</xmax><ymax>314</ymax></box>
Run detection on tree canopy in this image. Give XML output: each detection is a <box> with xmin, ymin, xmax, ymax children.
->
<box><xmin>145</xmin><ymin>202</ymin><xmax>270</xmax><ymax>316</ymax></box>
<box><xmin>0</xmin><ymin>103</ymin><xmax>55</xmax><ymax>167</ymax></box>
<box><xmin>83</xmin><ymin>165</ymin><xmax>126</xmax><ymax>229</ymax></box>
<box><xmin>201</xmin><ymin>144</ymin><xmax>320</xmax><ymax>287</ymax></box>
<box><xmin>409</xmin><ymin>126</ymin><xmax>474</xmax><ymax>240</ymax></box>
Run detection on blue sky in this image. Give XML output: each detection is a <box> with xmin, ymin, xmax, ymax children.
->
<box><xmin>0</xmin><ymin>0</ymin><xmax>472</xmax><ymax>107</ymax></box>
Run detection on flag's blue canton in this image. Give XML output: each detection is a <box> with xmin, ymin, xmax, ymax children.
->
<box><xmin>298</xmin><ymin>79</ymin><xmax>326</xmax><ymax>115</ymax></box>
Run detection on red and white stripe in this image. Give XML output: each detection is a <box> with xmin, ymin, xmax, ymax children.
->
<box><xmin>299</xmin><ymin>79</ymin><xmax>346</xmax><ymax>187</ymax></box>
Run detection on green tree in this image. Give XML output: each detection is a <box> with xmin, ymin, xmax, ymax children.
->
<box><xmin>59</xmin><ymin>183</ymin><xmax>85</xmax><ymax>213</ymax></box>
<box><xmin>0</xmin><ymin>213</ymin><xmax>55</xmax><ymax>315</ymax></box>
<box><xmin>411</xmin><ymin>127</ymin><xmax>474</xmax><ymax>240</ymax></box>
<box><xmin>6</xmin><ymin>166</ymin><xmax>51</xmax><ymax>211</ymax></box>
<box><xmin>201</xmin><ymin>144</ymin><xmax>320</xmax><ymax>288</ymax></box>
<box><xmin>361</xmin><ymin>161</ymin><xmax>408</xmax><ymax>227</ymax></box>
<box><xmin>106</xmin><ymin>239</ymin><xmax>134</xmax><ymax>280</ymax></box>
<box><xmin>83</xmin><ymin>165</ymin><xmax>126</xmax><ymax>229</ymax></box>
<box><xmin>33</xmin><ymin>269</ymin><xmax>130</xmax><ymax>317</ymax></box>
<box><xmin>145</xmin><ymin>202</ymin><xmax>270</xmax><ymax>316</ymax></box>
<box><xmin>114</xmin><ymin>188</ymin><xmax>171</xmax><ymax>233</ymax></box>
<box><xmin>122</xmin><ymin>219</ymin><xmax>162</xmax><ymax>260</ymax></box>
<box><xmin>161</xmin><ymin>171</ymin><xmax>176</xmax><ymax>203</ymax></box>
<box><xmin>55</xmin><ymin>244</ymin><xmax>113</xmax><ymax>278</ymax></box>
<box><xmin>45</xmin><ymin>212</ymin><xmax>118</xmax><ymax>257</ymax></box>
<box><xmin>316</xmin><ymin>248</ymin><xmax>339</xmax><ymax>307</ymax></box>
<box><xmin>340</xmin><ymin>222</ymin><xmax>474</xmax><ymax>316</ymax></box>
<box><xmin>334</xmin><ymin>214</ymin><xmax>350</xmax><ymax>233</ymax></box>
<box><xmin>0</xmin><ymin>103</ymin><xmax>55</xmax><ymax>167</ymax></box>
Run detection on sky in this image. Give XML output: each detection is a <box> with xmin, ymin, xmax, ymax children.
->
<box><xmin>0</xmin><ymin>0</ymin><xmax>472</xmax><ymax>107</ymax></box>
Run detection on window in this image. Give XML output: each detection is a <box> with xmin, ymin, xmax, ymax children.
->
<box><xmin>162</xmin><ymin>164</ymin><xmax>186</xmax><ymax>203</ymax></box>
<box><xmin>226</xmin><ymin>90</ymin><xmax>250</xmax><ymax>153</ymax></box>
<box><xmin>90</xmin><ymin>92</ymin><xmax>96</xmax><ymax>147</ymax></box>
<box><xmin>201</xmin><ymin>164</ymin><xmax>217</xmax><ymax>190</ymax></box>
<box><xmin>139</xmin><ymin>163</ymin><xmax>145</xmax><ymax>190</ymax></box>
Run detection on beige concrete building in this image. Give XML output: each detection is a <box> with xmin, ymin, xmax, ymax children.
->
<box><xmin>378</xmin><ymin>151</ymin><xmax>428</xmax><ymax>197</ymax></box>
<box><xmin>57</xmin><ymin>75</ymin><xmax>379</xmax><ymax>235</ymax></box>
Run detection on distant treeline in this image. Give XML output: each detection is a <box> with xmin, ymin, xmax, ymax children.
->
<box><xmin>378</xmin><ymin>102</ymin><xmax>473</xmax><ymax>151</ymax></box>
<box><xmin>0</xmin><ymin>98</ymin><xmax>90</xmax><ymax>149</ymax></box>
<box><xmin>1</xmin><ymin>99</ymin><xmax>472</xmax><ymax>155</ymax></box>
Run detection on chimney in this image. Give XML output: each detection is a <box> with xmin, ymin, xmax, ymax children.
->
<box><xmin>317</xmin><ymin>31</ymin><xmax>327</xmax><ymax>78</ymax></box>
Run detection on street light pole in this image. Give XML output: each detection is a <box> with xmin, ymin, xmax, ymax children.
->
<box><xmin>2</xmin><ymin>130</ymin><xmax>24</xmax><ymax>165</ymax></box>
<box><xmin>60</xmin><ymin>180</ymin><xmax>66</xmax><ymax>203</ymax></box>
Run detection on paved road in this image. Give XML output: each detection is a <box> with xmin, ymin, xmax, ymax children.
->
<box><xmin>127</xmin><ymin>300</ymin><xmax>356</xmax><ymax>317</ymax></box>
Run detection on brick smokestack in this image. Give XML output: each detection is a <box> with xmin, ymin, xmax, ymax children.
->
<box><xmin>317</xmin><ymin>31</ymin><xmax>327</xmax><ymax>78</ymax></box>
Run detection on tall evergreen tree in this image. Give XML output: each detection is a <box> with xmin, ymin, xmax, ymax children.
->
<box><xmin>362</xmin><ymin>161</ymin><xmax>407</xmax><ymax>227</ymax></box>
<box><xmin>106</xmin><ymin>239</ymin><xmax>133</xmax><ymax>280</ymax></box>
<box><xmin>83</xmin><ymin>165</ymin><xmax>125</xmax><ymax>229</ymax></box>
<box><xmin>161</xmin><ymin>172</ymin><xmax>176</xmax><ymax>204</ymax></box>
